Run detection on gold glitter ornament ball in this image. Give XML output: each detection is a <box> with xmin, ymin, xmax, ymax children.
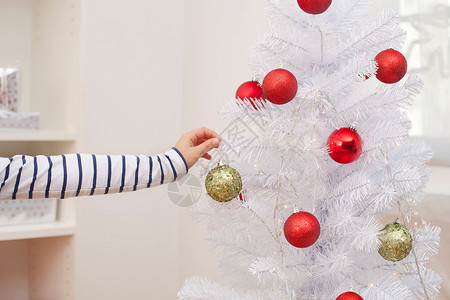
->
<box><xmin>378</xmin><ymin>223</ymin><xmax>413</xmax><ymax>262</ymax></box>
<box><xmin>205</xmin><ymin>165</ymin><xmax>242</xmax><ymax>202</ymax></box>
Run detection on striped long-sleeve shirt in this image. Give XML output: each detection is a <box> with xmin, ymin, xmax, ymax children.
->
<box><xmin>0</xmin><ymin>147</ymin><xmax>188</xmax><ymax>200</ymax></box>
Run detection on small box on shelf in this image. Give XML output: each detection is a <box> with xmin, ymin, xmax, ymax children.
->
<box><xmin>0</xmin><ymin>111</ymin><xmax>40</xmax><ymax>130</ymax></box>
<box><xmin>0</xmin><ymin>198</ymin><xmax>57</xmax><ymax>226</ymax></box>
<box><xmin>1</xmin><ymin>66</ymin><xmax>40</xmax><ymax>130</ymax></box>
<box><xmin>0</xmin><ymin>66</ymin><xmax>19</xmax><ymax>112</ymax></box>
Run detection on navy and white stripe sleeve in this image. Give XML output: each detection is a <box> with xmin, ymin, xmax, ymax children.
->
<box><xmin>0</xmin><ymin>147</ymin><xmax>189</xmax><ymax>200</ymax></box>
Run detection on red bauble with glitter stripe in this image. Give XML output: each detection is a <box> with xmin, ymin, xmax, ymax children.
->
<box><xmin>375</xmin><ymin>49</ymin><xmax>407</xmax><ymax>84</ymax></box>
<box><xmin>262</xmin><ymin>69</ymin><xmax>298</xmax><ymax>105</ymax></box>
<box><xmin>327</xmin><ymin>127</ymin><xmax>363</xmax><ymax>164</ymax></box>
<box><xmin>297</xmin><ymin>0</ymin><xmax>332</xmax><ymax>14</ymax></box>
<box><xmin>236</xmin><ymin>81</ymin><xmax>266</xmax><ymax>110</ymax></box>
<box><xmin>283</xmin><ymin>211</ymin><xmax>320</xmax><ymax>248</ymax></box>
<box><xmin>336</xmin><ymin>291</ymin><xmax>364</xmax><ymax>300</ymax></box>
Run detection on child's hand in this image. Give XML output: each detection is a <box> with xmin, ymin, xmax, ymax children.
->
<box><xmin>174</xmin><ymin>127</ymin><xmax>221</xmax><ymax>169</ymax></box>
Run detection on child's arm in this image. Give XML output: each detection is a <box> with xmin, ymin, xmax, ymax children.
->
<box><xmin>0</xmin><ymin>127</ymin><xmax>220</xmax><ymax>200</ymax></box>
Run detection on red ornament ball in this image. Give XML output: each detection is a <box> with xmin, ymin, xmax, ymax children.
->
<box><xmin>262</xmin><ymin>69</ymin><xmax>298</xmax><ymax>105</ymax></box>
<box><xmin>375</xmin><ymin>49</ymin><xmax>407</xmax><ymax>84</ymax></box>
<box><xmin>283</xmin><ymin>212</ymin><xmax>320</xmax><ymax>248</ymax></box>
<box><xmin>236</xmin><ymin>81</ymin><xmax>266</xmax><ymax>110</ymax></box>
<box><xmin>327</xmin><ymin>127</ymin><xmax>363</xmax><ymax>164</ymax></box>
<box><xmin>336</xmin><ymin>292</ymin><xmax>364</xmax><ymax>300</ymax></box>
<box><xmin>297</xmin><ymin>0</ymin><xmax>332</xmax><ymax>14</ymax></box>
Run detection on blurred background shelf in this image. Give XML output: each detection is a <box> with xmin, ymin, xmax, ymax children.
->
<box><xmin>0</xmin><ymin>0</ymin><xmax>80</xmax><ymax>298</ymax></box>
<box><xmin>0</xmin><ymin>221</ymin><xmax>75</xmax><ymax>241</ymax></box>
<box><xmin>0</xmin><ymin>130</ymin><xmax>77</xmax><ymax>141</ymax></box>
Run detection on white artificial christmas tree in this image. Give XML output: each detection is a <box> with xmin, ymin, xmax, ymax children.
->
<box><xmin>179</xmin><ymin>0</ymin><xmax>441</xmax><ymax>299</ymax></box>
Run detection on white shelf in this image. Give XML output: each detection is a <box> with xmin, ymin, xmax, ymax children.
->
<box><xmin>0</xmin><ymin>130</ymin><xmax>77</xmax><ymax>141</ymax></box>
<box><xmin>0</xmin><ymin>0</ymin><xmax>79</xmax><ymax>298</ymax></box>
<box><xmin>0</xmin><ymin>221</ymin><xmax>75</xmax><ymax>241</ymax></box>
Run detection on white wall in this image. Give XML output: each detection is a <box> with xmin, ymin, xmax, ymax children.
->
<box><xmin>76</xmin><ymin>1</ymin><xmax>269</xmax><ymax>299</ymax></box>
<box><xmin>76</xmin><ymin>1</ymin><xmax>185</xmax><ymax>299</ymax></box>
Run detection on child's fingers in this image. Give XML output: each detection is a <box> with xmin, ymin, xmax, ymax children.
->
<box><xmin>192</xmin><ymin>127</ymin><xmax>221</xmax><ymax>142</ymax></box>
<box><xmin>194</xmin><ymin>138</ymin><xmax>220</xmax><ymax>158</ymax></box>
<box><xmin>194</xmin><ymin>138</ymin><xmax>208</xmax><ymax>146</ymax></box>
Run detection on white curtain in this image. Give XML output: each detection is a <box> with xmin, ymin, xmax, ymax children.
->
<box><xmin>398</xmin><ymin>0</ymin><xmax>450</xmax><ymax>163</ymax></box>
